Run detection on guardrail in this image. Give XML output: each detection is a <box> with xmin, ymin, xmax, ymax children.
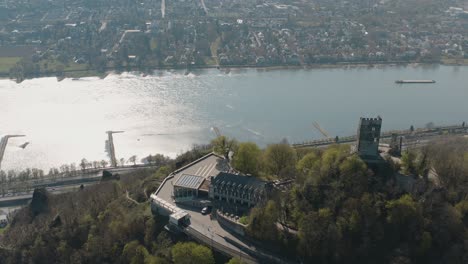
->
<box><xmin>293</xmin><ymin>124</ymin><xmax>468</xmax><ymax>148</ymax></box>
<box><xmin>2</xmin><ymin>163</ymin><xmax>162</xmax><ymax>191</ymax></box>
<box><xmin>184</xmin><ymin>226</ymin><xmax>257</xmax><ymax>264</ymax></box>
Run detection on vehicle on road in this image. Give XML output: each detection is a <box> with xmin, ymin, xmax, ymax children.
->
<box><xmin>201</xmin><ymin>206</ymin><xmax>212</xmax><ymax>215</ymax></box>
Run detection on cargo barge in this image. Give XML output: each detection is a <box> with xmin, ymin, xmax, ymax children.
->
<box><xmin>395</xmin><ymin>80</ymin><xmax>436</xmax><ymax>84</ymax></box>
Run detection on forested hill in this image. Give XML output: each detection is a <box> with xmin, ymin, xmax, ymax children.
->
<box><xmin>0</xmin><ymin>146</ymin><xmax>223</xmax><ymax>264</ymax></box>
<box><xmin>1</xmin><ymin>138</ymin><xmax>468</xmax><ymax>264</ymax></box>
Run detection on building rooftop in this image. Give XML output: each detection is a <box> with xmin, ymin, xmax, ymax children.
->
<box><xmin>174</xmin><ymin>174</ymin><xmax>205</xmax><ymax>190</ymax></box>
<box><xmin>172</xmin><ymin>152</ymin><xmax>229</xmax><ymax>181</ymax></box>
<box><xmin>156</xmin><ymin>152</ymin><xmax>230</xmax><ymax>204</ymax></box>
<box><xmin>212</xmin><ymin>172</ymin><xmax>267</xmax><ymax>190</ymax></box>
<box><xmin>170</xmin><ymin>210</ymin><xmax>190</xmax><ymax>221</ymax></box>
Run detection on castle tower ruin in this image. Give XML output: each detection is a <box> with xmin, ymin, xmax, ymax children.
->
<box><xmin>356</xmin><ymin>116</ymin><xmax>382</xmax><ymax>158</ymax></box>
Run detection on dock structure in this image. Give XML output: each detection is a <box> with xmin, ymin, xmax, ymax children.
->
<box><xmin>106</xmin><ymin>131</ymin><xmax>124</xmax><ymax>167</ymax></box>
<box><xmin>293</xmin><ymin>124</ymin><xmax>468</xmax><ymax>149</ymax></box>
<box><xmin>0</xmin><ymin>135</ymin><xmax>25</xmax><ymax>170</ymax></box>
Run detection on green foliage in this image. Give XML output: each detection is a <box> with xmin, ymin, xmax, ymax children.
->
<box><xmin>319</xmin><ymin>144</ymin><xmax>350</xmax><ymax>179</ymax></box>
<box><xmin>2</xmin><ymin>138</ymin><xmax>468</xmax><ymax>264</ymax></box>
<box><xmin>298</xmin><ymin>208</ymin><xmax>341</xmax><ymax>259</ymax></box>
<box><xmin>239</xmin><ymin>215</ymin><xmax>249</xmax><ymax>225</ymax></box>
<box><xmin>386</xmin><ymin>194</ymin><xmax>421</xmax><ymax>226</ymax></box>
<box><xmin>263</xmin><ymin>143</ymin><xmax>297</xmax><ymax>178</ymax></box>
<box><xmin>385</xmin><ymin>194</ymin><xmax>425</xmax><ymax>245</ymax></box>
<box><xmin>154</xmin><ymin>166</ymin><xmax>172</xmax><ymax>179</ymax></box>
<box><xmin>226</xmin><ymin>257</ymin><xmax>247</xmax><ymax>264</ymax></box>
<box><xmin>232</xmin><ymin>142</ymin><xmax>261</xmax><ymax>176</ymax></box>
<box><xmin>401</xmin><ymin>150</ymin><xmax>418</xmax><ymax>175</ymax></box>
<box><xmin>296</xmin><ymin>151</ymin><xmax>320</xmax><ymax>183</ymax></box>
<box><xmin>171</xmin><ymin>242</ymin><xmax>215</xmax><ymax>264</ymax></box>
<box><xmin>122</xmin><ymin>240</ymin><xmax>151</xmax><ymax>264</ymax></box>
<box><xmin>339</xmin><ymin>155</ymin><xmax>369</xmax><ymax>197</ymax></box>
<box><xmin>417</xmin><ymin>231</ymin><xmax>432</xmax><ymax>256</ymax></box>
<box><xmin>455</xmin><ymin>200</ymin><xmax>468</xmax><ymax>226</ymax></box>
<box><xmin>247</xmin><ymin>200</ymin><xmax>279</xmax><ymax>241</ymax></box>
<box><xmin>0</xmin><ymin>169</ymin><xmax>173</xmax><ymax>264</ymax></box>
<box><xmin>211</xmin><ymin>136</ymin><xmax>237</xmax><ymax>158</ymax></box>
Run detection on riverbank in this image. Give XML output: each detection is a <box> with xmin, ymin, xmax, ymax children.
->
<box><xmin>1</xmin><ymin>59</ymin><xmax>467</xmax><ymax>83</ymax></box>
<box><xmin>1</xmin><ymin>65</ymin><xmax>467</xmax><ymax>170</ymax></box>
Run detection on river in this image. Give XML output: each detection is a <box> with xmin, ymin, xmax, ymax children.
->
<box><xmin>0</xmin><ymin>65</ymin><xmax>467</xmax><ymax>171</ymax></box>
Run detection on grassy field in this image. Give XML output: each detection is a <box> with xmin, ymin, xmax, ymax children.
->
<box><xmin>0</xmin><ymin>57</ymin><xmax>21</xmax><ymax>73</ymax></box>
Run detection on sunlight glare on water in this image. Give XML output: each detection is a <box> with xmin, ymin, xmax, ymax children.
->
<box><xmin>1</xmin><ymin>65</ymin><xmax>467</xmax><ymax>170</ymax></box>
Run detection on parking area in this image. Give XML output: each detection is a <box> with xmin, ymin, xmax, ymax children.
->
<box><xmin>154</xmin><ymin>153</ymin><xmax>260</xmax><ymax>259</ymax></box>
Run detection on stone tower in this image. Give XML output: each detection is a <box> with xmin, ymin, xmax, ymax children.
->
<box><xmin>356</xmin><ymin>116</ymin><xmax>382</xmax><ymax>158</ymax></box>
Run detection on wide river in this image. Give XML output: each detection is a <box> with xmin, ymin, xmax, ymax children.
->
<box><xmin>0</xmin><ymin>65</ymin><xmax>467</xmax><ymax>171</ymax></box>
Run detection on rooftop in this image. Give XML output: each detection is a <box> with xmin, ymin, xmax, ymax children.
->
<box><xmin>212</xmin><ymin>172</ymin><xmax>267</xmax><ymax>190</ymax></box>
<box><xmin>174</xmin><ymin>174</ymin><xmax>205</xmax><ymax>190</ymax></box>
<box><xmin>172</xmin><ymin>152</ymin><xmax>229</xmax><ymax>181</ymax></box>
<box><xmin>156</xmin><ymin>152</ymin><xmax>230</xmax><ymax>203</ymax></box>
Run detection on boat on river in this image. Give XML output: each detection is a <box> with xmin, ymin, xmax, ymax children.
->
<box><xmin>395</xmin><ymin>80</ymin><xmax>436</xmax><ymax>84</ymax></box>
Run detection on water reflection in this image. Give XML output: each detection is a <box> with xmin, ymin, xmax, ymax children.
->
<box><xmin>1</xmin><ymin>65</ymin><xmax>467</xmax><ymax>170</ymax></box>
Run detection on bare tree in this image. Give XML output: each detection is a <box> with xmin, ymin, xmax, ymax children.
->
<box><xmin>128</xmin><ymin>155</ymin><xmax>137</xmax><ymax>166</ymax></box>
<box><xmin>100</xmin><ymin>160</ymin><xmax>109</xmax><ymax>168</ymax></box>
<box><xmin>80</xmin><ymin>158</ymin><xmax>88</xmax><ymax>171</ymax></box>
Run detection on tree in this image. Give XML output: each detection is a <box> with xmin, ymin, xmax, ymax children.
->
<box><xmin>318</xmin><ymin>144</ymin><xmax>350</xmax><ymax>179</ymax></box>
<box><xmin>455</xmin><ymin>200</ymin><xmax>468</xmax><ymax>226</ymax></box>
<box><xmin>296</xmin><ymin>151</ymin><xmax>321</xmax><ymax>183</ymax></box>
<box><xmin>171</xmin><ymin>242</ymin><xmax>214</xmax><ymax>264</ymax></box>
<box><xmin>426</xmin><ymin>138</ymin><xmax>468</xmax><ymax>192</ymax></box>
<box><xmin>263</xmin><ymin>143</ymin><xmax>297</xmax><ymax>178</ymax></box>
<box><xmin>80</xmin><ymin>158</ymin><xmax>88</xmax><ymax>171</ymax></box>
<box><xmin>339</xmin><ymin>155</ymin><xmax>369</xmax><ymax>197</ymax></box>
<box><xmin>122</xmin><ymin>240</ymin><xmax>152</xmax><ymax>264</ymax></box>
<box><xmin>247</xmin><ymin>200</ymin><xmax>279</xmax><ymax>241</ymax></box>
<box><xmin>401</xmin><ymin>150</ymin><xmax>418</xmax><ymax>175</ymax></box>
<box><xmin>129</xmin><ymin>155</ymin><xmax>137</xmax><ymax>166</ymax></box>
<box><xmin>232</xmin><ymin>142</ymin><xmax>261</xmax><ymax>175</ymax></box>
<box><xmin>211</xmin><ymin>136</ymin><xmax>237</xmax><ymax>159</ymax></box>
<box><xmin>298</xmin><ymin>208</ymin><xmax>341</xmax><ymax>260</ymax></box>
<box><xmin>385</xmin><ymin>194</ymin><xmax>424</xmax><ymax>243</ymax></box>
<box><xmin>100</xmin><ymin>160</ymin><xmax>108</xmax><ymax>168</ymax></box>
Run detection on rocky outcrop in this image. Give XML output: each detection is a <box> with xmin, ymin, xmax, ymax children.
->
<box><xmin>49</xmin><ymin>214</ymin><xmax>62</xmax><ymax>228</ymax></box>
<box><xmin>30</xmin><ymin>188</ymin><xmax>49</xmax><ymax>216</ymax></box>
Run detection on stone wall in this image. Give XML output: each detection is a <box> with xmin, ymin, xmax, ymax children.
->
<box><xmin>216</xmin><ymin>210</ymin><xmax>247</xmax><ymax>236</ymax></box>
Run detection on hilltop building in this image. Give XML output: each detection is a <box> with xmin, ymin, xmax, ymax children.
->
<box><xmin>173</xmin><ymin>174</ymin><xmax>210</xmax><ymax>201</ymax></box>
<box><xmin>158</xmin><ymin>152</ymin><xmax>269</xmax><ymax>208</ymax></box>
<box><xmin>357</xmin><ymin>116</ymin><xmax>382</xmax><ymax>159</ymax></box>
<box><xmin>209</xmin><ymin>172</ymin><xmax>269</xmax><ymax>207</ymax></box>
